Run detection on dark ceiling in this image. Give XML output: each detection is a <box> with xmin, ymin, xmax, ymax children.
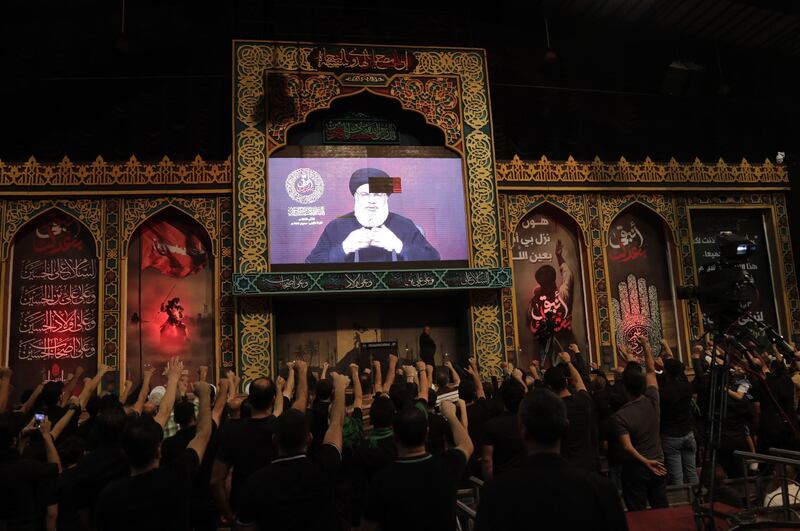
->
<box><xmin>1</xmin><ymin>0</ymin><xmax>799</xmax><ymax>165</ymax></box>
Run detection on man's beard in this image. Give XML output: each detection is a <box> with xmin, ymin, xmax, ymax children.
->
<box><xmin>354</xmin><ymin>202</ymin><xmax>389</xmax><ymax>228</ymax></box>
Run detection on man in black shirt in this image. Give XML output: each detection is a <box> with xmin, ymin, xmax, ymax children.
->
<box><xmin>236</xmin><ymin>372</ymin><xmax>349</xmax><ymax>531</ymax></box>
<box><xmin>481</xmin><ymin>379</ymin><xmax>525</xmax><ymax>481</ymax></box>
<box><xmin>613</xmin><ymin>336</ymin><xmax>668</xmax><ymax>511</ymax></box>
<box><xmin>212</xmin><ymin>361</ymin><xmax>308</xmax><ymax>525</ymax></box>
<box><xmin>419</xmin><ymin>326</ymin><xmax>436</xmax><ymax>367</ymax></box>
<box><xmin>362</xmin><ymin>400</ymin><xmax>473</xmax><ymax>531</ymax></box>
<box><xmin>544</xmin><ymin>352</ymin><xmax>599</xmax><ymax>472</ymax></box>
<box><xmin>475</xmin><ymin>388</ymin><xmax>627</xmax><ymax>531</ymax></box>
<box><xmin>95</xmin><ymin>381</ymin><xmax>213</xmax><ymax>531</ymax></box>
<box><xmin>461</xmin><ymin>357</ymin><xmax>491</xmax><ymax>477</ymax></box>
<box><xmin>160</xmin><ymin>379</ymin><xmax>229</xmax><ymax>531</ymax></box>
<box><xmin>659</xmin><ymin>356</ymin><xmax>698</xmax><ymax>485</ymax></box>
<box><xmin>0</xmin><ymin>412</ymin><xmax>60</xmax><ymax>531</ymax></box>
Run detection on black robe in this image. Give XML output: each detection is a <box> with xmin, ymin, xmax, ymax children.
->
<box><xmin>305</xmin><ymin>211</ymin><xmax>440</xmax><ymax>263</ymax></box>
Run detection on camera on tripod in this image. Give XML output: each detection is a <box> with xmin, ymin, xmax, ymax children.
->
<box><xmin>676</xmin><ymin>232</ymin><xmax>757</xmax><ymax>331</ymax></box>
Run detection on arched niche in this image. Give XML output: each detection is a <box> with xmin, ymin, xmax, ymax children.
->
<box><xmin>605</xmin><ymin>203</ymin><xmax>683</xmax><ymax>362</ymax></box>
<box><xmin>6</xmin><ymin>210</ymin><xmax>100</xmax><ymax>402</ymax></box>
<box><xmin>510</xmin><ymin>202</ymin><xmax>591</xmax><ymax>368</ymax></box>
<box><xmin>283</xmin><ymin>90</ymin><xmax>449</xmax><ymax>148</ymax></box>
<box><xmin>125</xmin><ymin>208</ymin><xmax>215</xmax><ymax>386</ymax></box>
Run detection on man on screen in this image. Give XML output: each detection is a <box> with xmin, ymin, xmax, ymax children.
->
<box><xmin>305</xmin><ymin>167</ymin><xmax>441</xmax><ymax>263</ymax></box>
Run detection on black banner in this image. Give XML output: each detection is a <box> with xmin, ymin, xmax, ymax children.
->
<box><xmin>9</xmin><ymin>212</ymin><xmax>98</xmax><ymax>395</ymax></box>
<box><xmin>690</xmin><ymin>209</ymin><xmax>779</xmax><ymax>332</ymax></box>
<box><xmin>606</xmin><ymin>208</ymin><xmax>679</xmax><ymax>361</ymax></box>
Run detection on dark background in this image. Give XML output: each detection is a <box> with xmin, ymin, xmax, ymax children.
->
<box><xmin>2</xmin><ymin>0</ymin><xmax>799</xmax><ymax>253</ymax></box>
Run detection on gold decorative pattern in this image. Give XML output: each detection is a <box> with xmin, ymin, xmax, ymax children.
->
<box><xmin>268</xmin><ymin>74</ymin><xmax>342</xmax><ymax>148</ymax></box>
<box><xmin>233</xmin><ymin>43</ymin><xmax>505</xmax><ymax>379</ymax></box>
<box><xmin>600</xmin><ymin>194</ymin><xmax>678</xmax><ymax>240</ymax></box>
<box><xmin>496</xmin><ymin>155</ymin><xmax>788</xmax><ymax>184</ymax></box>
<box><xmin>238</xmin><ymin>298</ymin><xmax>272</xmax><ymax>383</ymax></box>
<box><xmin>1</xmin><ymin>200</ymin><xmax>103</xmax><ymax>261</ymax></box>
<box><xmin>388</xmin><ymin>77</ymin><xmax>461</xmax><ymax>146</ymax></box>
<box><xmin>121</xmin><ymin>198</ymin><xmax>218</xmax><ymax>257</ymax></box>
<box><xmin>505</xmin><ymin>194</ymin><xmax>589</xmax><ymax>239</ymax></box>
<box><xmin>470</xmin><ymin>290</ymin><xmax>504</xmax><ymax>379</ymax></box>
<box><xmin>0</xmin><ymin>155</ymin><xmax>231</xmax><ymax>188</ymax></box>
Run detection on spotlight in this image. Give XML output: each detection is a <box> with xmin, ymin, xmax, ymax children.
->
<box><xmin>776</xmin><ymin>152</ymin><xmax>785</xmax><ymax>164</ymax></box>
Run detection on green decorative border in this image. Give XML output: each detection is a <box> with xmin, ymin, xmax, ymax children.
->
<box><xmin>233</xmin><ymin>268</ymin><xmax>511</xmax><ymax>295</ymax></box>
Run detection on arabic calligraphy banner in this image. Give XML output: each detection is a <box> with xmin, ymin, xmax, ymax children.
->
<box><xmin>323</xmin><ymin>116</ymin><xmax>399</xmax><ymax>144</ymax></box>
<box><xmin>689</xmin><ymin>208</ymin><xmax>780</xmax><ymax>333</ymax></box>
<box><xmin>8</xmin><ymin>212</ymin><xmax>99</xmax><ymax>395</ymax></box>
<box><xmin>511</xmin><ymin>206</ymin><xmax>588</xmax><ymax>368</ymax></box>
<box><xmin>308</xmin><ymin>46</ymin><xmax>418</xmax><ymax>74</ymax></box>
<box><xmin>606</xmin><ymin>207</ymin><xmax>678</xmax><ymax>361</ymax></box>
<box><xmin>126</xmin><ymin>212</ymin><xmax>215</xmax><ymax>386</ymax></box>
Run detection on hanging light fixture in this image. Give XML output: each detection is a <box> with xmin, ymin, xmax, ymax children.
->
<box><xmin>544</xmin><ymin>17</ymin><xmax>558</xmax><ymax>63</ymax></box>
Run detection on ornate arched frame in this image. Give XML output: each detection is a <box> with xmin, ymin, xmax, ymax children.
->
<box><xmin>0</xmin><ymin>201</ymin><xmax>103</xmax><ymax>369</ymax></box>
<box><xmin>599</xmin><ymin>196</ymin><xmax>690</xmax><ymax>364</ymax></box>
<box><xmin>680</xmin><ymin>193</ymin><xmax>798</xmax><ymax>340</ymax></box>
<box><xmin>502</xmin><ymin>195</ymin><xmax>600</xmax><ymax>366</ymax></box>
<box><xmin>233</xmin><ymin>41</ymin><xmax>504</xmax><ymax>381</ymax></box>
<box><xmin>118</xmin><ymin>198</ymin><xmax>235</xmax><ymax>383</ymax></box>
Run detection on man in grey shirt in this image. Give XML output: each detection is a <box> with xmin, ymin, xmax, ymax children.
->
<box><xmin>613</xmin><ymin>335</ymin><xmax>668</xmax><ymax>511</ymax></box>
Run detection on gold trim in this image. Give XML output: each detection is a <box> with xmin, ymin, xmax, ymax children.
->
<box><xmin>0</xmin><ymin>155</ymin><xmax>231</xmax><ymax>188</ymax></box>
<box><xmin>497</xmin><ymin>186</ymin><xmax>790</xmax><ymax>192</ymax></box>
<box><xmin>495</xmin><ymin>155</ymin><xmax>788</xmax><ymax>184</ymax></box>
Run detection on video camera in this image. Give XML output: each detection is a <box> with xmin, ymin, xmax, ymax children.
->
<box><xmin>676</xmin><ymin>232</ymin><xmax>757</xmax><ymax>331</ymax></box>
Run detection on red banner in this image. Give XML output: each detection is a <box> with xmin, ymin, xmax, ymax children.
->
<box><xmin>140</xmin><ymin>220</ymin><xmax>208</xmax><ymax>278</ymax></box>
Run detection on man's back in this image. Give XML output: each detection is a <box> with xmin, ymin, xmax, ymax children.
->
<box><xmin>613</xmin><ymin>386</ymin><xmax>663</xmax><ymax>461</ymax></box>
<box><xmin>0</xmin><ymin>447</ymin><xmax>58</xmax><ymax>530</ymax></box>
<box><xmin>364</xmin><ymin>449</ymin><xmax>467</xmax><ymax>531</ymax></box>
<box><xmin>95</xmin><ymin>448</ymin><xmax>200</xmax><ymax>531</ymax></box>
<box><xmin>562</xmin><ymin>390</ymin><xmax>599</xmax><ymax>472</ymax></box>
<box><xmin>237</xmin><ymin>445</ymin><xmax>342</xmax><ymax>531</ymax></box>
<box><xmin>215</xmin><ymin>416</ymin><xmax>276</xmax><ymax>507</ymax></box>
<box><xmin>660</xmin><ymin>378</ymin><xmax>693</xmax><ymax>437</ymax></box>
<box><xmin>476</xmin><ymin>453</ymin><xmax>627</xmax><ymax>531</ymax></box>
<box><xmin>482</xmin><ymin>413</ymin><xmax>524</xmax><ymax>477</ymax></box>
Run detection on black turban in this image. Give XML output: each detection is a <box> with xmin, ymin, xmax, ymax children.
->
<box><xmin>349</xmin><ymin>167</ymin><xmax>391</xmax><ymax>195</ymax></box>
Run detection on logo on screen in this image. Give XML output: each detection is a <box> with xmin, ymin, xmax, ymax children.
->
<box><xmin>285</xmin><ymin>168</ymin><xmax>324</xmax><ymax>204</ymax></box>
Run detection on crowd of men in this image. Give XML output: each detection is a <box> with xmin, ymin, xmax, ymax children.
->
<box><xmin>1</xmin><ymin>332</ymin><xmax>799</xmax><ymax>530</ymax></box>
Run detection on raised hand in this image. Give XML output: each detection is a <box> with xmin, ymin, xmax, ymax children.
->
<box><xmin>331</xmin><ymin>372</ymin><xmax>350</xmax><ymax>389</ymax></box>
<box><xmin>568</xmin><ymin>343</ymin><xmax>580</xmax><ymax>355</ymax></box>
<box><xmin>559</xmin><ymin>351</ymin><xmax>571</xmax><ymax>364</ymax></box>
<box><xmin>444</xmin><ymin>360</ymin><xmax>453</xmax><ymax>369</ymax></box>
<box><xmin>39</xmin><ymin>416</ymin><xmax>52</xmax><ymax>437</ymax></box>
<box><xmin>193</xmin><ymin>381</ymin><xmax>211</xmax><ymax>398</ymax></box>
<box><xmin>415</xmin><ymin>361</ymin><xmax>426</xmax><ymax>372</ymax></box>
<box><xmin>165</xmin><ymin>357</ymin><xmax>183</xmax><ymax>380</ymax></box>
<box><xmin>692</xmin><ymin>345</ymin><xmax>704</xmax><ymax>360</ymax></box>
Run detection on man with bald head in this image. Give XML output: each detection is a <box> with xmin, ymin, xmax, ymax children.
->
<box><xmin>211</xmin><ymin>360</ymin><xmax>309</xmax><ymax>526</ymax></box>
<box><xmin>305</xmin><ymin>167</ymin><xmax>441</xmax><ymax>263</ymax></box>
